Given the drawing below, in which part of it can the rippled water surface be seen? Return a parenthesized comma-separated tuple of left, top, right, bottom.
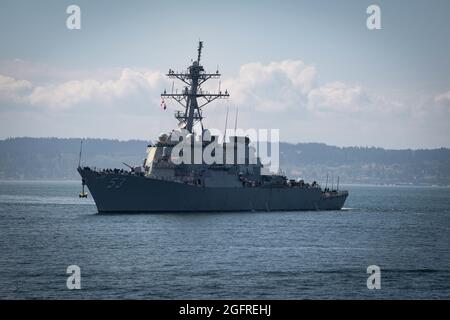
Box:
(1, 181, 449, 299)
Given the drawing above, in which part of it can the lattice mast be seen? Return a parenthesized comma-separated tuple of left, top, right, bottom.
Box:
(161, 41, 229, 133)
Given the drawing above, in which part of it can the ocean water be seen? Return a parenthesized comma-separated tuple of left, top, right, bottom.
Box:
(0, 181, 449, 299)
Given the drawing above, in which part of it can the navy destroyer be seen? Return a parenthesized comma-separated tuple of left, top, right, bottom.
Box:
(78, 42, 348, 213)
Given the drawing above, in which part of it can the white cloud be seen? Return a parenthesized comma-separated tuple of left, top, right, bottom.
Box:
(435, 91, 450, 109)
(221, 60, 379, 115)
(0, 74, 33, 103)
(0, 68, 167, 110)
(223, 60, 317, 112)
(307, 81, 367, 113)
(28, 68, 166, 109)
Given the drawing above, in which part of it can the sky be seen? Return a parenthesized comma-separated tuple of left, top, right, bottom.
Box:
(0, 0, 450, 149)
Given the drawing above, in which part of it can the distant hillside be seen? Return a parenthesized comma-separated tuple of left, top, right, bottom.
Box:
(279, 143, 450, 186)
(1, 137, 449, 185)
(0, 138, 145, 180)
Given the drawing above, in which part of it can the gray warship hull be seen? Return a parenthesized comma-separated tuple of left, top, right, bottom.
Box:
(79, 167, 348, 213)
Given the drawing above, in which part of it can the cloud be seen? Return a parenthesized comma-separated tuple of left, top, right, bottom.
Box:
(0, 68, 167, 110)
(434, 91, 450, 109)
(307, 81, 368, 113)
(0, 74, 33, 103)
(29, 68, 166, 109)
(222, 60, 380, 115)
(223, 60, 317, 112)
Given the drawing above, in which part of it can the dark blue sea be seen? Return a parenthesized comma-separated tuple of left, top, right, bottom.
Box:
(0, 181, 449, 299)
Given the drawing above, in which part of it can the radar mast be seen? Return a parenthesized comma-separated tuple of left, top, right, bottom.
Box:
(161, 41, 229, 133)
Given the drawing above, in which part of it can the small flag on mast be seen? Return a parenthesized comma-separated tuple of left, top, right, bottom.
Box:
(160, 98, 167, 110)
